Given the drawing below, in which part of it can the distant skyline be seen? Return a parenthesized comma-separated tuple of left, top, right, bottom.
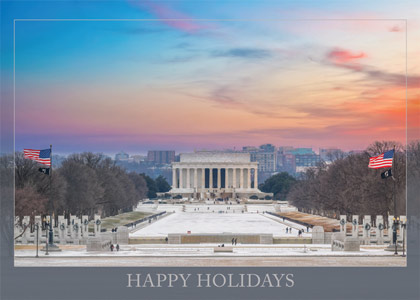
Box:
(9, 1, 419, 154)
(51, 144, 362, 158)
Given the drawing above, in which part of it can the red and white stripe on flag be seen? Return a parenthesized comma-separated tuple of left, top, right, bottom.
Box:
(368, 153, 393, 169)
(23, 149, 51, 166)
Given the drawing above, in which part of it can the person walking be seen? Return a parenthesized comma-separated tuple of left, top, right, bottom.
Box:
(110, 244, 114, 252)
(286, 227, 289, 234)
(290, 228, 292, 234)
(234, 238, 237, 245)
(116, 244, 120, 251)
(232, 238, 235, 245)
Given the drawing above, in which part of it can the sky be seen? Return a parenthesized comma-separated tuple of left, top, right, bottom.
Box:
(6, 1, 420, 155)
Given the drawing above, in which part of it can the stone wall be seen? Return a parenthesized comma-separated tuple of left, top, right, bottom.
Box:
(168, 233, 273, 244)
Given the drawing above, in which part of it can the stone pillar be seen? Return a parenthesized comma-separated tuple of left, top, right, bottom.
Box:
(247, 168, 251, 189)
(254, 168, 258, 189)
(312, 226, 325, 244)
(201, 168, 205, 189)
(376, 215, 384, 244)
(217, 168, 221, 189)
(70, 216, 77, 239)
(233, 168, 237, 188)
(209, 168, 213, 189)
(339, 215, 347, 233)
(94, 214, 101, 236)
(82, 215, 89, 238)
(388, 215, 394, 241)
(352, 215, 359, 237)
(172, 168, 177, 189)
(225, 168, 229, 188)
(399, 215, 407, 241)
(187, 168, 190, 188)
(21, 216, 30, 244)
(74, 219, 81, 240)
(34, 216, 42, 243)
(58, 215, 66, 243)
(194, 168, 198, 189)
(116, 226, 129, 244)
(363, 215, 371, 240)
(240, 168, 244, 188)
(179, 168, 183, 189)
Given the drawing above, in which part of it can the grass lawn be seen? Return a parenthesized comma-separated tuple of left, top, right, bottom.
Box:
(99, 211, 152, 230)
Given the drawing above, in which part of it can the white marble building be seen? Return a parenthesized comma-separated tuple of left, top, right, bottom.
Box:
(169, 152, 270, 199)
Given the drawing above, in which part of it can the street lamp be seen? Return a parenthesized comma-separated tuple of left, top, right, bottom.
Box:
(392, 217, 400, 255)
(401, 221, 406, 257)
(34, 223, 39, 258)
(43, 217, 49, 255)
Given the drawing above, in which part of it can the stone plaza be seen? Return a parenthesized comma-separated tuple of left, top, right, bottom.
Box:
(14, 201, 408, 267)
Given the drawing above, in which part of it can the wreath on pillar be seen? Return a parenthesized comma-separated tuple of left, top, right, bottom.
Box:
(352, 219, 358, 226)
(96, 219, 101, 225)
(364, 223, 371, 231)
(60, 224, 65, 231)
(73, 224, 79, 231)
(378, 223, 384, 231)
(340, 219, 346, 225)
(83, 219, 89, 225)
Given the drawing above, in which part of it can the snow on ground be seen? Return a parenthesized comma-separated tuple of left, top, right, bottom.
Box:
(14, 244, 395, 258)
(130, 212, 310, 237)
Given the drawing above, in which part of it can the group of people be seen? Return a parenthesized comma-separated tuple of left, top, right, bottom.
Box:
(285, 227, 305, 237)
(231, 238, 238, 245)
(110, 244, 120, 252)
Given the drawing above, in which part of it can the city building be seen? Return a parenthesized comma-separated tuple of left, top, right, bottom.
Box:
(115, 151, 129, 161)
(147, 150, 176, 164)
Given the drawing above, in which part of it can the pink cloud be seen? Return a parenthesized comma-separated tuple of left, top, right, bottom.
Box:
(128, 1, 206, 33)
(389, 25, 403, 32)
(325, 48, 367, 71)
(327, 48, 367, 64)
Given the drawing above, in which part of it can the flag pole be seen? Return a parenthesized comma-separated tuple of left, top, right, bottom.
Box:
(392, 145, 396, 216)
(49, 144, 54, 246)
(392, 144, 398, 254)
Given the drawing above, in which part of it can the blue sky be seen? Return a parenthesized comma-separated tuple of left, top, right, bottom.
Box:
(1, 1, 418, 155)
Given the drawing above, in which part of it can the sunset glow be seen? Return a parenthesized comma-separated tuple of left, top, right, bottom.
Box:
(11, 1, 420, 154)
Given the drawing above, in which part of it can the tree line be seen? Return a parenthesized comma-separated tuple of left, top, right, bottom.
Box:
(9, 152, 171, 220)
(286, 141, 415, 219)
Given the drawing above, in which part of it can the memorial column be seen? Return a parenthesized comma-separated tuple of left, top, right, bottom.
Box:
(247, 168, 251, 189)
(217, 168, 221, 189)
(194, 168, 198, 189)
(254, 168, 258, 189)
(240, 168, 244, 188)
(225, 168, 229, 188)
(233, 168, 237, 188)
(179, 168, 183, 189)
(201, 168, 205, 189)
(209, 168, 213, 189)
(187, 168, 190, 188)
(172, 167, 177, 189)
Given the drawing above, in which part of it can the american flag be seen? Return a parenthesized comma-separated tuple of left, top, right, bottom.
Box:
(368, 149, 394, 169)
(23, 149, 51, 167)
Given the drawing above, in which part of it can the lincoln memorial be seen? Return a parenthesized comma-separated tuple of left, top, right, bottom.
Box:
(169, 152, 271, 199)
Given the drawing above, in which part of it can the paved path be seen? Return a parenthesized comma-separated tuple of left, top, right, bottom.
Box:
(15, 256, 406, 267)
